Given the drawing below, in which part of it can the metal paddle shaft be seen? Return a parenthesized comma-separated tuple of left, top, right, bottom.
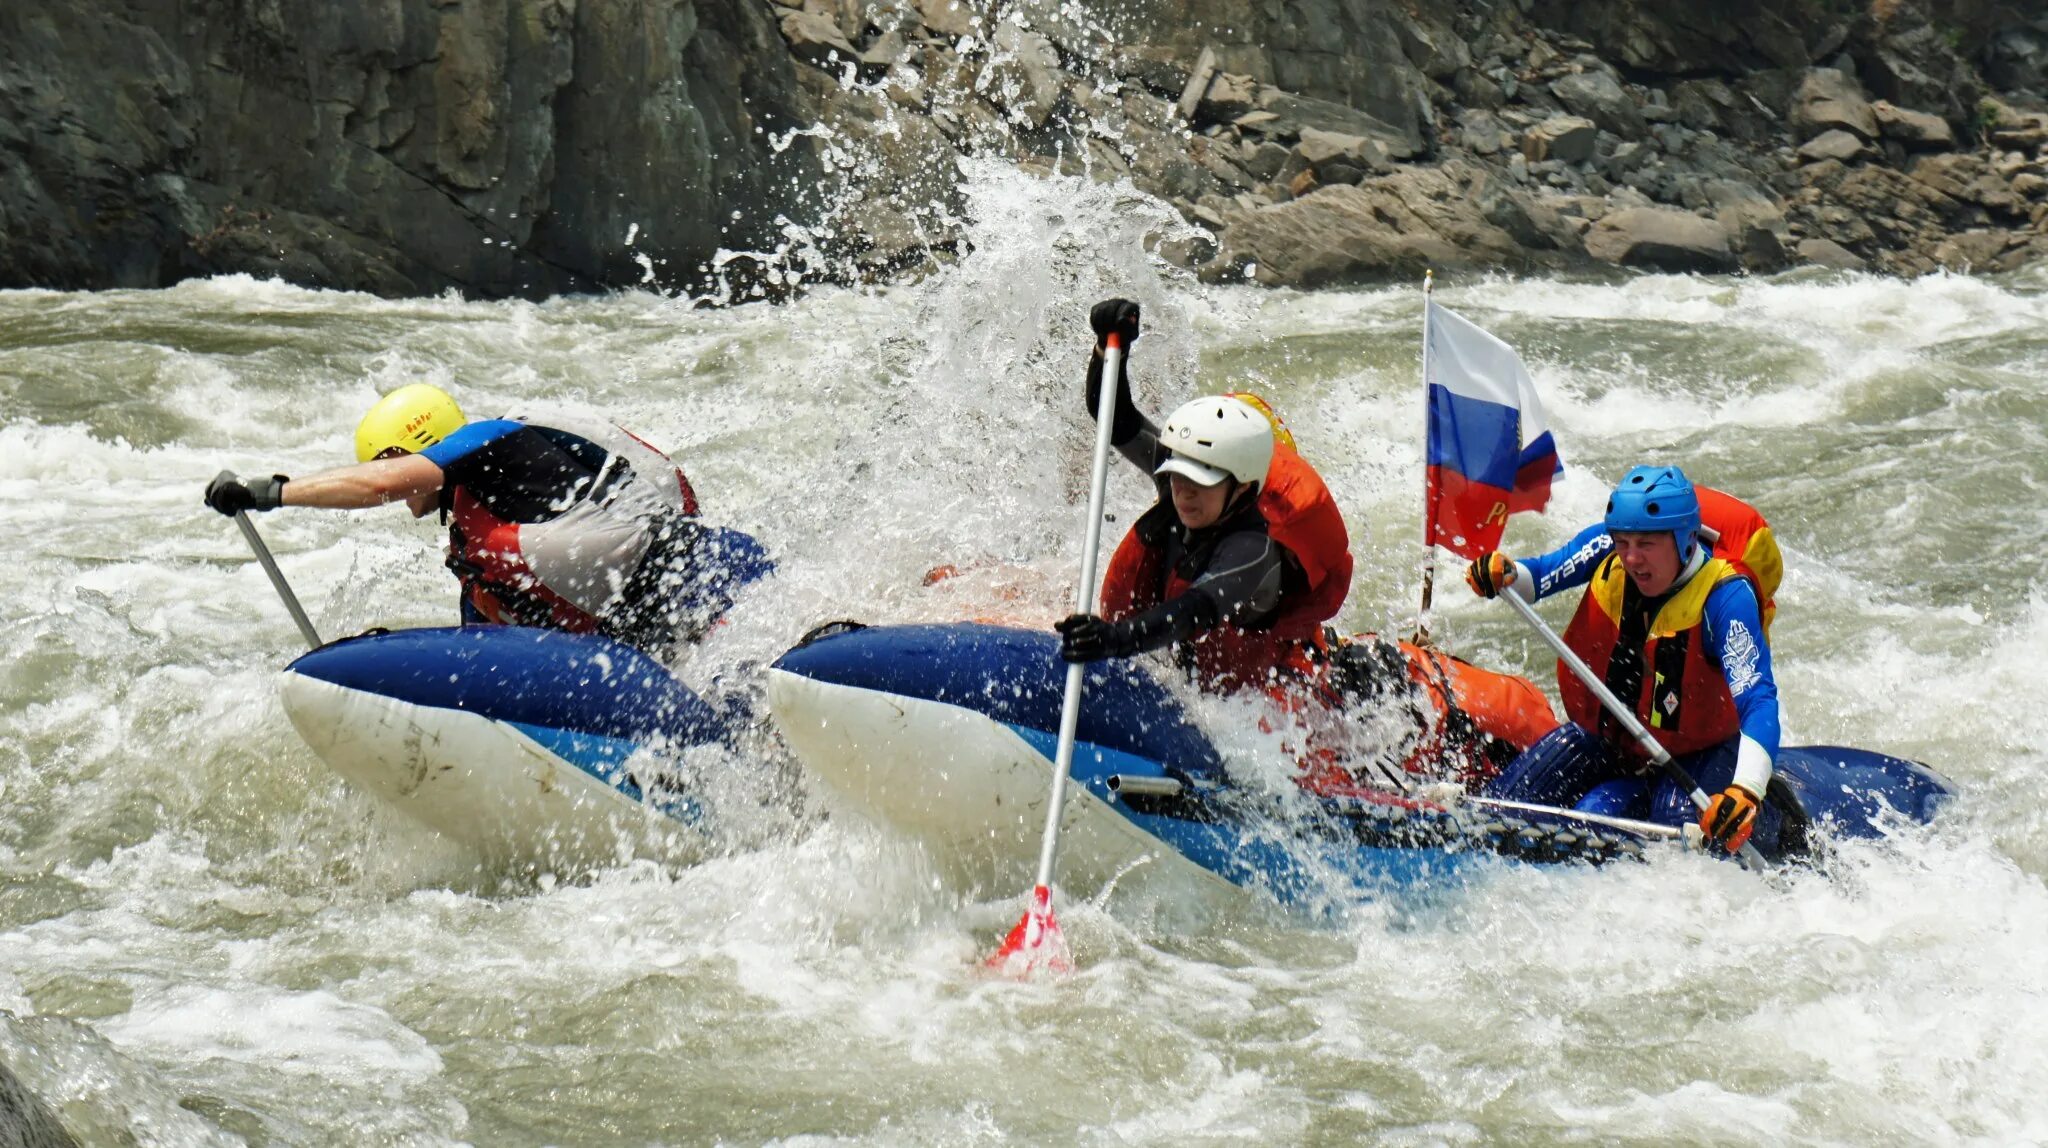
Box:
(1499, 589, 1768, 870)
(1028, 333, 1125, 893)
(988, 334, 1128, 973)
(234, 511, 323, 650)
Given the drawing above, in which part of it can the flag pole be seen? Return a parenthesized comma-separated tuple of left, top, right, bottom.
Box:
(1415, 269, 1436, 646)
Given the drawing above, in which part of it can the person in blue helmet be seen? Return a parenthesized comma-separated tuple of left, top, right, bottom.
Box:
(1463, 465, 1780, 855)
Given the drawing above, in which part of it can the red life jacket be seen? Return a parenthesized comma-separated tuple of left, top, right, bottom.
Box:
(1099, 443, 1352, 691)
(1558, 553, 1752, 757)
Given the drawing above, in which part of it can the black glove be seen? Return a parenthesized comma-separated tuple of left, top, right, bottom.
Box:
(1055, 613, 1131, 663)
(1089, 298, 1141, 348)
(204, 470, 288, 517)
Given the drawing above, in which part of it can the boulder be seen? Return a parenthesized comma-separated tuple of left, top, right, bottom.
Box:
(1522, 116, 1598, 164)
(781, 10, 859, 69)
(1203, 166, 1535, 287)
(1909, 154, 2023, 216)
(1797, 237, 1867, 270)
(1196, 72, 1261, 123)
(1871, 100, 1953, 148)
(1582, 206, 1737, 271)
(1789, 68, 1876, 142)
(1798, 129, 1870, 164)
(1707, 179, 1791, 269)
(1549, 70, 1647, 139)
(983, 23, 1065, 131)
(1254, 89, 1419, 159)
(913, 0, 978, 40)
(1295, 127, 1391, 175)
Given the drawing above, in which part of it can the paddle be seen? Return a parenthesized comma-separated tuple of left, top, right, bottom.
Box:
(986, 332, 1127, 976)
(233, 508, 323, 650)
(1497, 589, 1769, 871)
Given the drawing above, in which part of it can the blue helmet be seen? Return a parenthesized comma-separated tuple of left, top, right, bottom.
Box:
(1605, 465, 1700, 560)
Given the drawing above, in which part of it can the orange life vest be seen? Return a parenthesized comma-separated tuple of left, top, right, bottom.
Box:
(1558, 553, 1752, 757)
(1401, 641, 1561, 755)
(1696, 485, 1781, 636)
(1098, 443, 1352, 691)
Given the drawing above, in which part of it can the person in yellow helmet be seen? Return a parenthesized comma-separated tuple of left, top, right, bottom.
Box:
(203, 383, 772, 656)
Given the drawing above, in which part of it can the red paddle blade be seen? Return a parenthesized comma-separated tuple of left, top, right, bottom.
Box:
(984, 884, 1072, 976)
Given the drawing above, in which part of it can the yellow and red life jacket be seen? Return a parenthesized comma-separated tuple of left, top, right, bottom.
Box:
(1559, 552, 1754, 757)
(1696, 485, 1781, 636)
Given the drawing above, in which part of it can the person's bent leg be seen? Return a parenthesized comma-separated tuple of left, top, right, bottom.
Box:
(1484, 723, 1626, 808)
(1646, 738, 1784, 853)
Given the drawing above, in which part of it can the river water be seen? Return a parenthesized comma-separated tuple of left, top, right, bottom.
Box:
(3, 166, 2047, 1144)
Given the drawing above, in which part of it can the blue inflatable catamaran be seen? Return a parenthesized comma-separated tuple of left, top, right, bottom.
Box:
(280, 625, 729, 866)
(765, 621, 1956, 903)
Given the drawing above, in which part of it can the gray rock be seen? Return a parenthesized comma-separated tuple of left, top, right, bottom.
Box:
(913, 0, 978, 40)
(1522, 116, 1599, 164)
(1296, 127, 1392, 174)
(1242, 140, 1291, 182)
(1112, 46, 1192, 98)
(782, 10, 860, 68)
(1798, 129, 1870, 164)
(984, 22, 1065, 131)
(1872, 101, 1954, 149)
(1203, 167, 1536, 286)
(1457, 109, 1512, 156)
(1255, 89, 1419, 159)
(1789, 68, 1876, 142)
(1198, 72, 1261, 123)
(1797, 236, 1866, 270)
(1583, 205, 1737, 271)
(1549, 70, 1648, 139)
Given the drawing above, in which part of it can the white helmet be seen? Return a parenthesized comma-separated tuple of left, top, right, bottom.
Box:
(1154, 395, 1274, 487)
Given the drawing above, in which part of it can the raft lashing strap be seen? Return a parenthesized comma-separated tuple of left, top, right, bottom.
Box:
(1112, 784, 1650, 866)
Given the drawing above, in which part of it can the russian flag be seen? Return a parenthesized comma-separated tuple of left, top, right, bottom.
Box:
(1423, 299, 1562, 560)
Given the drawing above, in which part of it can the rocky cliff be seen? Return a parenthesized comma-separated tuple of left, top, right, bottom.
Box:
(4, 0, 2047, 298)
(0, 0, 819, 297)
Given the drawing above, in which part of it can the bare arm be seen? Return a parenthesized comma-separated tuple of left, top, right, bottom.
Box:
(281, 453, 445, 509)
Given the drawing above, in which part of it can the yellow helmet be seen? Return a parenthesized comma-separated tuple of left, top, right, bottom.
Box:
(1224, 391, 1297, 452)
(354, 383, 466, 462)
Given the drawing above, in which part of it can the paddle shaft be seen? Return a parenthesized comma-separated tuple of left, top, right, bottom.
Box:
(1499, 588, 1767, 870)
(1027, 335, 1125, 893)
(234, 511, 323, 650)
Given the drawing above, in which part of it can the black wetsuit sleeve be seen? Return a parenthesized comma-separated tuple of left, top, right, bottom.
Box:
(1109, 530, 1286, 654)
(1084, 347, 1163, 480)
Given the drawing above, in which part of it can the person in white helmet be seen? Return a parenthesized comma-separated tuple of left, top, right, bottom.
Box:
(1055, 299, 1354, 693)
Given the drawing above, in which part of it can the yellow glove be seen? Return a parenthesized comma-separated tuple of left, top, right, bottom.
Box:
(1465, 552, 1517, 598)
(1699, 785, 1760, 855)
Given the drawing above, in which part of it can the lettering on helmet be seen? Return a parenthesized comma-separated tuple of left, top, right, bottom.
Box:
(1538, 531, 1615, 596)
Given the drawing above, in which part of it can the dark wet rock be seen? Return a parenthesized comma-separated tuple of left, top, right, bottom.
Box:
(1583, 205, 1737, 271)
(0, 0, 822, 298)
(0, 1057, 77, 1148)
